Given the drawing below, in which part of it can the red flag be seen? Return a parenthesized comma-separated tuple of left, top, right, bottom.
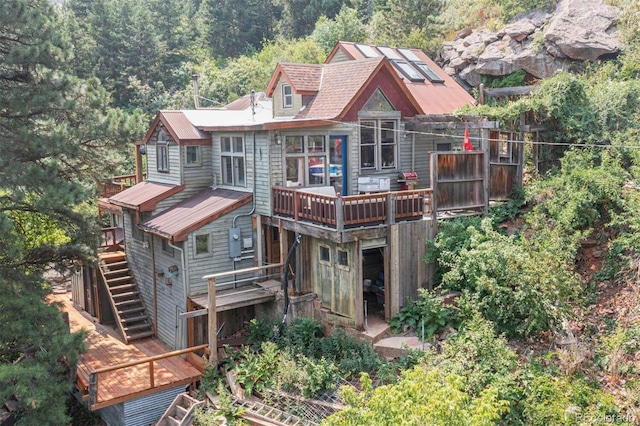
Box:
(463, 128, 473, 151)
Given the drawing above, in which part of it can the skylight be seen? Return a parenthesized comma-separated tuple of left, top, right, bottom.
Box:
(377, 46, 402, 60)
(398, 48, 445, 83)
(392, 60, 424, 82)
(414, 62, 445, 83)
(398, 48, 421, 62)
(355, 44, 380, 58)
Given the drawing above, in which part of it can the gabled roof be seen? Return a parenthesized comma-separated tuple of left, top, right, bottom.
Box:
(265, 57, 423, 121)
(138, 188, 252, 242)
(265, 63, 323, 96)
(108, 181, 185, 212)
(142, 111, 211, 145)
(326, 42, 475, 114)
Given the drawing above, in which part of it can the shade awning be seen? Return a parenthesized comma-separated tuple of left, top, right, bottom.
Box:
(108, 181, 184, 212)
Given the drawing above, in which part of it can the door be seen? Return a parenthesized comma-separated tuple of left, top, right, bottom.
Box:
(330, 136, 348, 195)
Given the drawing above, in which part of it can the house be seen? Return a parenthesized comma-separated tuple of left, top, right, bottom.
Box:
(95, 42, 501, 356)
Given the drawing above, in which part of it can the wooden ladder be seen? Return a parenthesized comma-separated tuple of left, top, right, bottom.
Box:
(156, 393, 204, 426)
(98, 252, 154, 344)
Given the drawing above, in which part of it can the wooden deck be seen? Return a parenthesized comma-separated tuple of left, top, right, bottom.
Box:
(52, 293, 202, 411)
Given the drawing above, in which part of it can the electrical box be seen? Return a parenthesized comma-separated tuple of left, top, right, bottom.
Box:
(243, 237, 253, 249)
(228, 228, 242, 258)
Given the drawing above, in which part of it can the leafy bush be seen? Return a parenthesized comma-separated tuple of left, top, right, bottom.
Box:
(441, 218, 581, 337)
(389, 289, 457, 339)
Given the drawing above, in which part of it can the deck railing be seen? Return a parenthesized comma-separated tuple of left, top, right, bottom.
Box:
(82, 344, 208, 410)
(98, 174, 138, 198)
(273, 187, 433, 229)
(99, 227, 121, 250)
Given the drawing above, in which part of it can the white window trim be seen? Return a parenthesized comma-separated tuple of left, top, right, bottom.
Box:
(359, 119, 398, 172)
(220, 135, 246, 187)
(283, 135, 328, 187)
(282, 84, 293, 109)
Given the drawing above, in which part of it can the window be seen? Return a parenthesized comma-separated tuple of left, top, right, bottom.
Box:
(194, 234, 209, 256)
(284, 135, 329, 187)
(338, 250, 349, 267)
(282, 84, 293, 109)
(221, 136, 245, 187)
(157, 130, 169, 172)
(186, 146, 201, 166)
(320, 245, 330, 263)
(436, 142, 452, 152)
(359, 120, 397, 171)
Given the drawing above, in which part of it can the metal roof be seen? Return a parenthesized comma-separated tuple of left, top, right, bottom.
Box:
(108, 181, 184, 212)
(139, 187, 252, 241)
(326, 42, 476, 114)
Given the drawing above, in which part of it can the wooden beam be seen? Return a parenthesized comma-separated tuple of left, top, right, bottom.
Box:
(208, 277, 217, 365)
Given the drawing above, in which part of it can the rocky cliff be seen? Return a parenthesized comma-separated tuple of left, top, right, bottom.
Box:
(439, 0, 622, 88)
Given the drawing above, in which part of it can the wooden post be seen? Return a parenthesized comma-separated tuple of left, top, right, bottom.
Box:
(207, 277, 218, 365)
(134, 143, 144, 184)
(386, 193, 395, 225)
(149, 361, 155, 388)
(89, 372, 97, 407)
(335, 196, 344, 230)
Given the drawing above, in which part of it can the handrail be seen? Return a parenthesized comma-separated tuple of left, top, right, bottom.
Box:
(87, 344, 208, 407)
(99, 227, 119, 249)
(273, 187, 433, 229)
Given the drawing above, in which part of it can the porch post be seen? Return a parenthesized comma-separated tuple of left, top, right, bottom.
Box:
(207, 277, 217, 365)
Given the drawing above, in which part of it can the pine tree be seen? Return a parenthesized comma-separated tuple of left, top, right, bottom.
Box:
(0, 0, 142, 422)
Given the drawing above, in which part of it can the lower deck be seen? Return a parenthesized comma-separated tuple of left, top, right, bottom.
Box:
(52, 293, 202, 410)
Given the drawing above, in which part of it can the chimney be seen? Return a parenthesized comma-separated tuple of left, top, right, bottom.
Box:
(192, 74, 200, 109)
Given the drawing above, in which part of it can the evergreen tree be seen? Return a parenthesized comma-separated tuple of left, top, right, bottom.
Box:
(0, 0, 142, 422)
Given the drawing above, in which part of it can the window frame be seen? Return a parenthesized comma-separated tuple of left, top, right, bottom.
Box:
(319, 245, 331, 265)
(220, 135, 246, 187)
(359, 119, 398, 172)
(282, 84, 293, 109)
(185, 145, 201, 167)
(194, 233, 210, 257)
(284, 135, 328, 187)
(156, 130, 170, 173)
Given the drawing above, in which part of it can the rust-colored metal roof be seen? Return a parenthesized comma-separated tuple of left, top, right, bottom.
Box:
(108, 181, 184, 212)
(139, 188, 253, 241)
(326, 42, 476, 114)
(142, 111, 210, 145)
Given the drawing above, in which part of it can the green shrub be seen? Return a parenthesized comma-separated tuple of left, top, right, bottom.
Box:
(389, 288, 457, 339)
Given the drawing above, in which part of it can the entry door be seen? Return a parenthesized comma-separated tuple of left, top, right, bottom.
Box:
(330, 136, 348, 195)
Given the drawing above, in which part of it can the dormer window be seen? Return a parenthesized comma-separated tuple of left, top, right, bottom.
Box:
(157, 130, 169, 173)
(282, 84, 293, 109)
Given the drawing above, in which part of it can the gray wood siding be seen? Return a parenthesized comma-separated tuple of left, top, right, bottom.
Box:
(327, 49, 351, 63)
(413, 133, 456, 189)
(146, 141, 181, 185)
(256, 132, 276, 216)
(273, 75, 302, 117)
(182, 144, 213, 190)
(187, 202, 255, 296)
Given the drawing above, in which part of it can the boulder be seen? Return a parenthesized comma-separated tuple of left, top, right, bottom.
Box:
(438, 0, 622, 87)
(544, 0, 620, 61)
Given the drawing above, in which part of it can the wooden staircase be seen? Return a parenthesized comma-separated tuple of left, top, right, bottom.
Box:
(98, 252, 154, 344)
(156, 393, 203, 426)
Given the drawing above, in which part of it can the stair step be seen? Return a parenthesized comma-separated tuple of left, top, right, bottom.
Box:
(106, 275, 133, 285)
(127, 330, 154, 341)
(114, 299, 143, 307)
(109, 283, 136, 292)
(120, 314, 148, 323)
(118, 306, 146, 315)
(111, 290, 139, 299)
(103, 269, 130, 278)
(175, 404, 188, 419)
(167, 415, 180, 426)
(103, 259, 127, 268)
(123, 322, 152, 332)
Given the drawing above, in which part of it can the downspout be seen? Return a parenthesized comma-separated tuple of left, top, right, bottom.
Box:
(168, 239, 187, 349)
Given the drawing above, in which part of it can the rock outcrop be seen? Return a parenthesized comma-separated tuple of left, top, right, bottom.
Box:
(439, 0, 621, 88)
